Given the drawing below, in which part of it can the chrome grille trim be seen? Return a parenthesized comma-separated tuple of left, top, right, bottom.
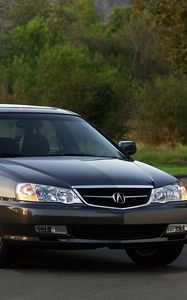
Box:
(73, 185, 153, 210)
(72, 185, 153, 189)
(84, 195, 148, 199)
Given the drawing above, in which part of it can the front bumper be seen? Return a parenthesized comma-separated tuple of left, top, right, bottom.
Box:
(1, 201, 187, 249)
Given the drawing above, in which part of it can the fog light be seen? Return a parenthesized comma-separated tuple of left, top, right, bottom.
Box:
(166, 224, 187, 235)
(34, 225, 52, 233)
(34, 225, 68, 235)
(51, 226, 68, 235)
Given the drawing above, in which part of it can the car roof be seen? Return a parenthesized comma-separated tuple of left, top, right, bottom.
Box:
(0, 104, 78, 115)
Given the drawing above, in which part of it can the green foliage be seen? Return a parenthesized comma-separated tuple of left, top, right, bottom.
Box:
(109, 5, 133, 32)
(106, 5, 166, 82)
(9, 0, 50, 26)
(132, 0, 187, 74)
(0, 0, 186, 144)
(36, 42, 131, 137)
(46, 0, 102, 44)
(132, 76, 187, 146)
(45, 0, 74, 42)
(6, 17, 51, 98)
(134, 145, 187, 175)
(11, 17, 51, 62)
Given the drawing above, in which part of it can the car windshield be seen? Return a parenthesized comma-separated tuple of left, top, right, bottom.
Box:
(0, 114, 125, 159)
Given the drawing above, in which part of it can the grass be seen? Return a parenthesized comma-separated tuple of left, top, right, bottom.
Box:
(134, 145, 187, 176)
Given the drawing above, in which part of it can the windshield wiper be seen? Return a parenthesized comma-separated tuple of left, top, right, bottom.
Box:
(0, 152, 24, 158)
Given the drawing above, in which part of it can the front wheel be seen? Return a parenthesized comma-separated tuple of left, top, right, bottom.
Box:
(0, 239, 17, 268)
(126, 243, 184, 266)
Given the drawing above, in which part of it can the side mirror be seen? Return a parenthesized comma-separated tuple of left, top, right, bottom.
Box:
(119, 141, 137, 156)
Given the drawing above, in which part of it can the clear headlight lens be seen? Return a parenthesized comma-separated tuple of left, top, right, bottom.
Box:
(150, 184, 183, 204)
(16, 183, 82, 204)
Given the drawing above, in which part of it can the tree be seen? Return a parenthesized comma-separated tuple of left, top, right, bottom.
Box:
(64, 0, 104, 46)
(132, 0, 187, 74)
(36, 43, 131, 138)
(107, 5, 163, 81)
(11, 16, 51, 62)
(6, 17, 51, 100)
(131, 76, 187, 146)
(46, 0, 74, 42)
(8, 0, 50, 27)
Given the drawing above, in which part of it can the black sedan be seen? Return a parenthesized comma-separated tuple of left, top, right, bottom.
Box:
(0, 104, 186, 267)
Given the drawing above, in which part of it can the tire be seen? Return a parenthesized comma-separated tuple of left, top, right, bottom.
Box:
(0, 239, 17, 268)
(126, 243, 184, 266)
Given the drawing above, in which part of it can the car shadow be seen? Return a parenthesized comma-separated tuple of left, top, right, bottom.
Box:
(11, 248, 186, 274)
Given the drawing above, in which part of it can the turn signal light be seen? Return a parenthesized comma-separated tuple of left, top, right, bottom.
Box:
(181, 185, 187, 200)
(166, 224, 187, 235)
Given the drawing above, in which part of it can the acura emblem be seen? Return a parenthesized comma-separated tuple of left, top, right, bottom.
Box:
(112, 192, 126, 204)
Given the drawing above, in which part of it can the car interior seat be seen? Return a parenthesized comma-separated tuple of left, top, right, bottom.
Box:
(20, 134, 49, 156)
(0, 137, 19, 154)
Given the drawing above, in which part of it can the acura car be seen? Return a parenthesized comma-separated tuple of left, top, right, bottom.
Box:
(0, 104, 186, 267)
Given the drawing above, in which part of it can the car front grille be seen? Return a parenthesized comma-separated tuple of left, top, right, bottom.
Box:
(71, 225, 166, 240)
(75, 186, 152, 209)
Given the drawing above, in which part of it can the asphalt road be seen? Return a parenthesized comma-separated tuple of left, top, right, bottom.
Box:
(1, 177, 187, 300)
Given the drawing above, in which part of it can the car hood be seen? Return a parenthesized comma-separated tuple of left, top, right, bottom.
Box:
(0, 157, 177, 189)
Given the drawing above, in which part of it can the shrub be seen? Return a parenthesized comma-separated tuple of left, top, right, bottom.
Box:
(131, 76, 187, 146)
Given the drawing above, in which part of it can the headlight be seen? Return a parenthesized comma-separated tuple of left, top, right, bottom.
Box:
(16, 183, 82, 204)
(150, 184, 183, 204)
